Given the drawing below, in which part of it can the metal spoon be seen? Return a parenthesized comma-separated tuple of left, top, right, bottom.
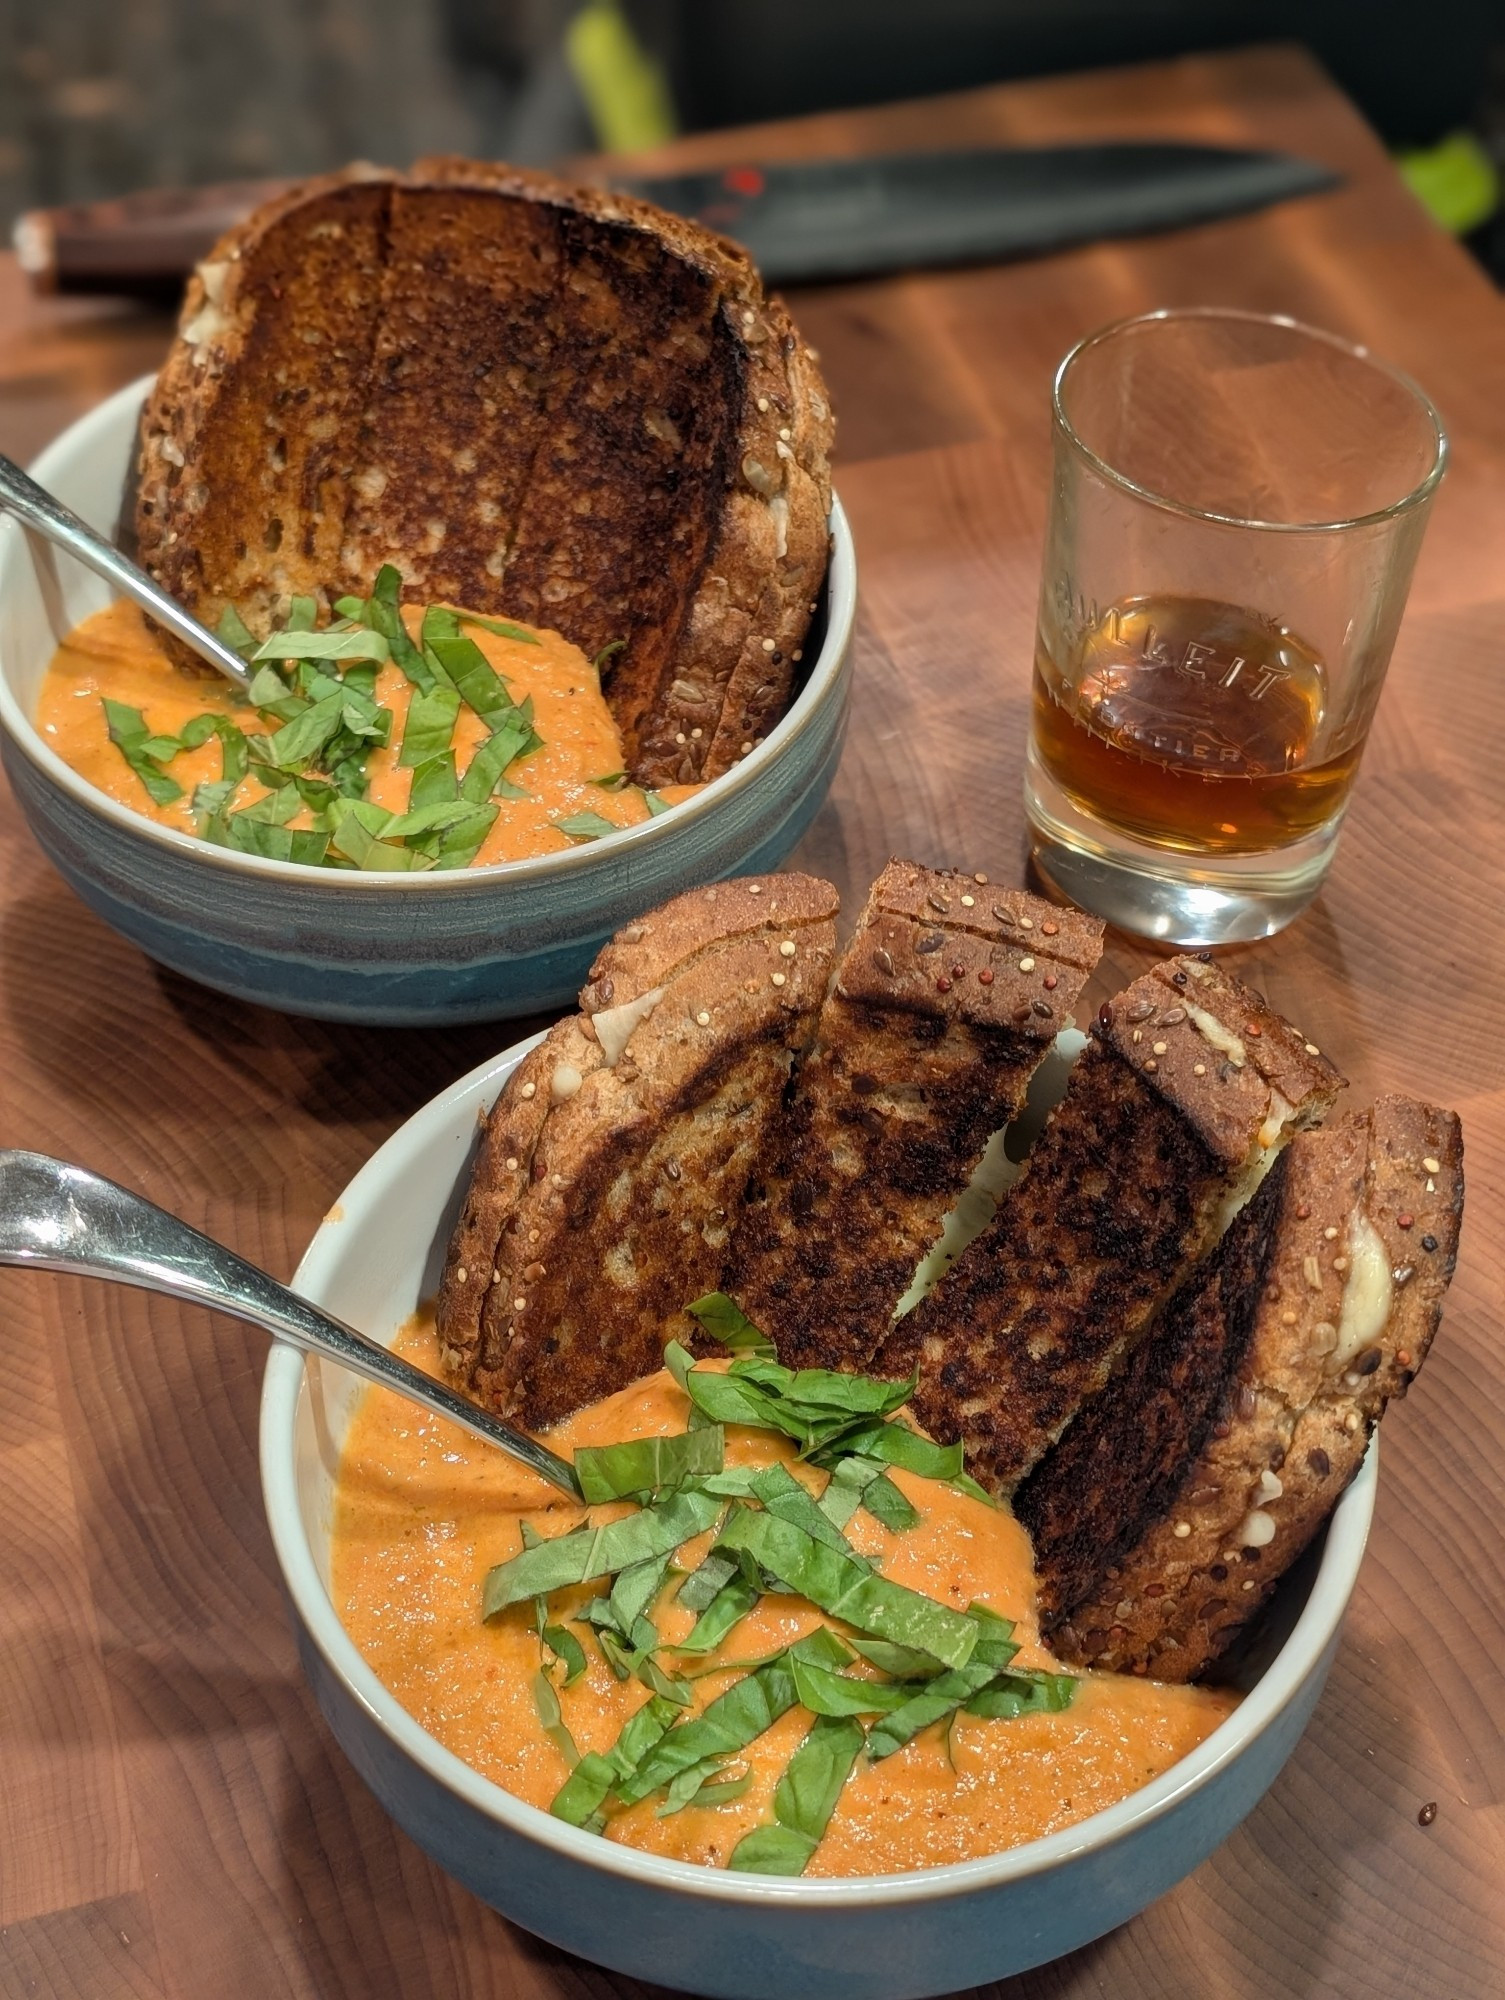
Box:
(0, 1150, 581, 1498)
(0, 452, 254, 692)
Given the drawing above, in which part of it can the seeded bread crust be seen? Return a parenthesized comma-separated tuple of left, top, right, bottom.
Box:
(1016, 1156, 1290, 1620)
(728, 862, 1103, 1373)
(134, 161, 834, 785)
(1049, 1096, 1463, 1681)
(879, 957, 1345, 1497)
(436, 873, 839, 1428)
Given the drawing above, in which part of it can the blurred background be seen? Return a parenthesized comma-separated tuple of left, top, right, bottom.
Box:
(1, 0, 1502, 277)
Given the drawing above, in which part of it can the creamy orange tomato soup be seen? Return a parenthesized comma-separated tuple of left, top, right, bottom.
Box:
(330, 1319, 1236, 1875)
(37, 601, 696, 866)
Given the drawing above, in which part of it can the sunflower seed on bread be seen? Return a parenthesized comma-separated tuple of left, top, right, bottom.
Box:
(436, 873, 839, 1428)
(134, 161, 833, 784)
(879, 955, 1345, 1497)
(1044, 1095, 1463, 1681)
(727, 861, 1103, 1372)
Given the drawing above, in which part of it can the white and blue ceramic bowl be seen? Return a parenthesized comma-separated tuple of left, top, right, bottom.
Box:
(262, 1037, 1378, 2000)
(0, 381, 855, 1026)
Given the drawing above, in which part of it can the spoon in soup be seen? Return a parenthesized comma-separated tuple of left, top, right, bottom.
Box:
(0, 1150, 582, 1498)
(0, 452, 254, 691)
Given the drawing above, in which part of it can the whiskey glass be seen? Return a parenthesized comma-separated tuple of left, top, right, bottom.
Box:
(1025, 308, 1446, 944)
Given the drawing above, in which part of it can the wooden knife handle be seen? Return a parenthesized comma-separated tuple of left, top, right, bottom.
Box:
(13, 179, 290, 295)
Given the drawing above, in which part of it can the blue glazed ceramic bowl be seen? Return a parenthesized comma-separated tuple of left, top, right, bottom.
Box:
(0, 380, 855, 1025)
(261, 1038, 1377, 2000)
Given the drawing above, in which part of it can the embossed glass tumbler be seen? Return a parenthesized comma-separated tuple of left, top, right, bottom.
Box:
(1025, 308, 1446, 945)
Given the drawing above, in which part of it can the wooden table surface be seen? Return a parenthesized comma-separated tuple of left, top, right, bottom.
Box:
(1, 43, 1501, 2000)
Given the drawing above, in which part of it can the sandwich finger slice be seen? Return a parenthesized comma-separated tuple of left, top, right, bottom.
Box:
(879, 955, 1344, 1496)
(1041, 1095, 1463, 1682)
(726, 861, 1104, 1373)
(436, 873, 839, 1428)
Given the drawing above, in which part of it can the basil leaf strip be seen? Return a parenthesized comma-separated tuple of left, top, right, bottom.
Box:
(728, 1715, 865, 1877)
(715, 1506, 979, 1671)
(407, 753, 460, 807)
(101, 699, 184, 806)
(542, 1623, 589, 1687)
(864, 1657, 1006, 1762)
(614, 1629, 848, 1806)
(685, 1294, 777, 1357)
(482, 1490, 722, 1619)
(251, 628, 390, 663)
(364, 566, 443, 692)
(458, 611, 542, 645)
(531, 1667, 580, 1768)
(549, 1751, 617, 1828)
(816, 1418, 996, 1505)
(676, 1549, 740, 1614)
(748, 1463, 866, 1561)
(856, 1470, 921, 1533)
(460, 716, 539, 802)
(553, 811, 618, 842)
(398, 686, 460, 767)
(608, 1551, 676, 1638)
(658, 1760, 752, 1817)
(576, 1426, 725, 1504)
(643, 790, 671, 817)
(789, 1656, 915, 1719)
(671, 1575, 762, 1655)
(285, 595, 318, 632)
(423, 612, 517, 727)
(963, 1669, 1077, 1719)
(214, 603, 259, 660)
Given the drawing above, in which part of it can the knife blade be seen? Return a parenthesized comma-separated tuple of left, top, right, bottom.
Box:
(13, 143, 1338, 297)
(614, 144, 1341, 283)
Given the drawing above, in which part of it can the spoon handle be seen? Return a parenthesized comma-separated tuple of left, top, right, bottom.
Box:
(0, 452, 254, 692)
(0, 1150, 581, 1498)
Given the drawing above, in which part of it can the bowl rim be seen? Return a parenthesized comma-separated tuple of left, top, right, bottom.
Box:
(0, 375, 856, 890)
(260, 1031, 1377, 1912)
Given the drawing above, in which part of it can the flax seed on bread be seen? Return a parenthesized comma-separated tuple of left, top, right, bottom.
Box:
(135, 161, 834, 785)
(436, 873, 839, 1429)
(1044, 1096, 1462, 1681)
(727, 862, 1103, 1373)
(878, 956, 1344, 1497)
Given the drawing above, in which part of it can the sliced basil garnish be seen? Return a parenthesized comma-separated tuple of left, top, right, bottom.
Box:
(101, 698, 184, 806)
(482, 1489, 723, 1619)
(397, 687, 461, 769)
(553, 811, 618, 842)
(727, 1714, 866, 1876)
(459, 610, 542, 646)
(576, 1427, 725, 1504)
(251, 628, 390, 663)
(685, 1293, 776, 1357)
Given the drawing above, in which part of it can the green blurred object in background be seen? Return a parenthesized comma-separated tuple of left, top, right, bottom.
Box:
(1399, 130, 1500, 234)
(567, 0, 678, 152)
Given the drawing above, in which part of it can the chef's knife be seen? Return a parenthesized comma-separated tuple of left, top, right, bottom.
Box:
(13, 142, 1339, 296)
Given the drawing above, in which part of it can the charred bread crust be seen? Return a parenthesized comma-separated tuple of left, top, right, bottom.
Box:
(135, 161, 833, 785)
(1051, 1096, 1463, 1681)
(729, 863, 1103, 1373)
(880, 957, 1344, 1497)
(1017, 1155, 1288, 1620)
(436, 873, 839, 1427)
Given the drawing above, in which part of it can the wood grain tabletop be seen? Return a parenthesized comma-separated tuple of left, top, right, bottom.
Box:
(1, 42, 1501, 2000)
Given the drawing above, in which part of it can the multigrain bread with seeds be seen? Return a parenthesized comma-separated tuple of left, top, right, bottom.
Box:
(436, 873, 839, 1428)
(134, 160, 834, 784)
(727, 862, 1104, 1373)
(877, 955, 1345, 1497)
(1015, 1157, 1291, 1622)
(1042, 1096, 1463, 1681)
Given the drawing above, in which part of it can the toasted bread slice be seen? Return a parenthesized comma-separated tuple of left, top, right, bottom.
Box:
(1015, 1156, 1290, 1622)
(436, 873, 839, 1428)
(1044, 1096, 1463, 1681)
(135, 162, 834, 784)
(727, 862, 1104, 1372)
(878, 956, 1344, 1496)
